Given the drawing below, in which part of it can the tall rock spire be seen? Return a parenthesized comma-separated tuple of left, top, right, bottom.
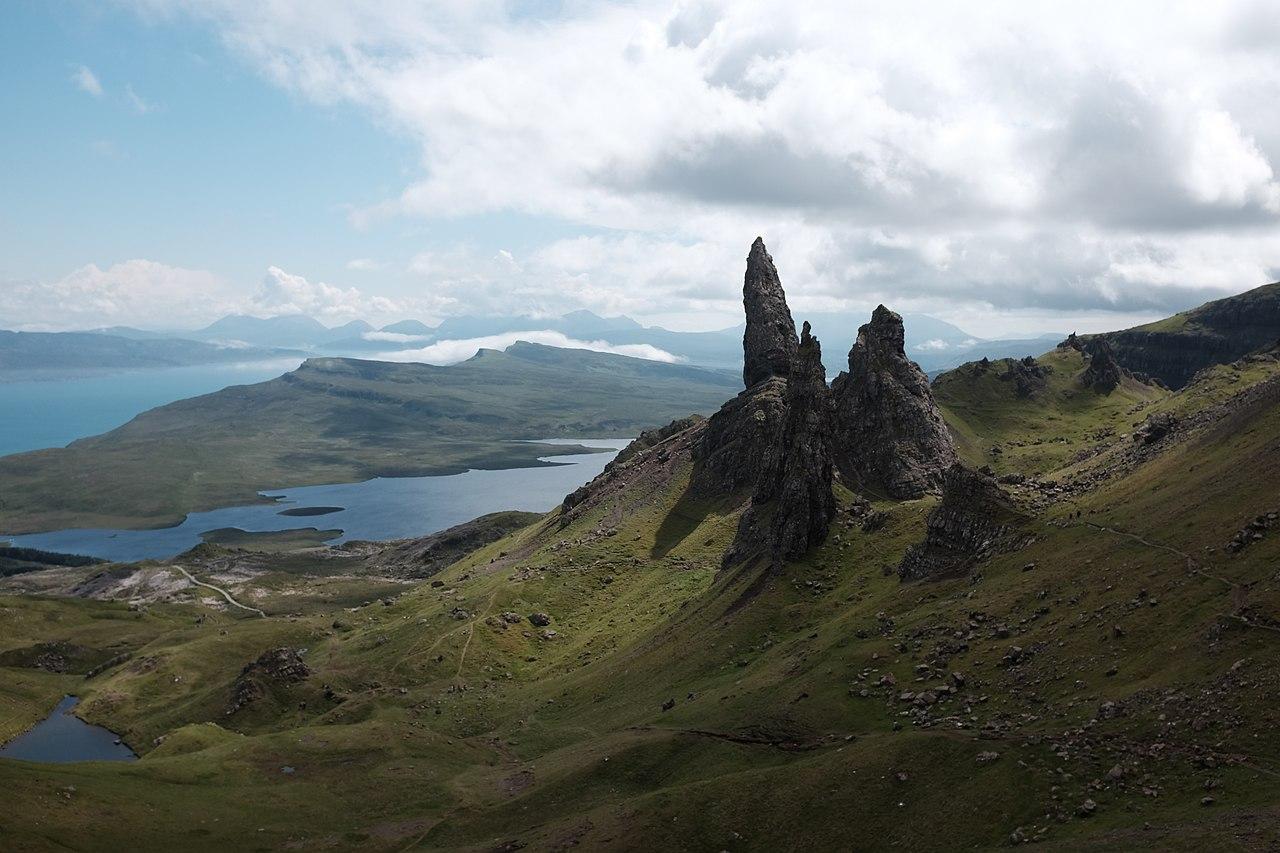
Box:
(725, 321, 836, 568)
(830, 305, 956, 498)
(741, 237, 798, 388)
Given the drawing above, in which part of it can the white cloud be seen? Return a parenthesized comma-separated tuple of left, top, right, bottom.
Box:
(115, 2, 1280, 334)
(379, 330, 683, 365)
(362, 330, 430, 343)
(250, 265, 399, 322)
(0, 260, 238, 331)
(71, 65, 103, 97)
(345, 258, 386, 271)
(124, 84, 156, 114)
(914, 339, 950, 352)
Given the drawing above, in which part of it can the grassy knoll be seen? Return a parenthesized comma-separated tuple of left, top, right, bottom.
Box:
(935, 346, 1167, 475)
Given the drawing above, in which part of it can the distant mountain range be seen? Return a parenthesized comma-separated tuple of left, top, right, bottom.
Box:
(4, 309, 1057, 375)
(0, 330, 302, 377)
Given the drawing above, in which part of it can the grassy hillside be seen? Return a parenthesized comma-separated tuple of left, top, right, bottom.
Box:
(1, 350, 1278, 849)
(934, 347, 1167, 476)
(0, 344, 738, 534)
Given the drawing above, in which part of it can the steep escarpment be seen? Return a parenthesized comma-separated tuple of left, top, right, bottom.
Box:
(1088, 281, 1280, 388)
(831, 306, 956, 498)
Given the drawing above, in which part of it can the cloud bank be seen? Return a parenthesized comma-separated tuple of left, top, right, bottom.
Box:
(122, 0, 1280, 332)
(378, 331, 683, 365)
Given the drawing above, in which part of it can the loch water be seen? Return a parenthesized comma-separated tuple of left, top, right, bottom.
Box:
(0, 696, 137, 763)
(3, 440, 630, 562)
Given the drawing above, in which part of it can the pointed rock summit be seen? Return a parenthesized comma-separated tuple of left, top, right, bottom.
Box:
(741, 237, 798, 388)
(831, 305, 956, 498)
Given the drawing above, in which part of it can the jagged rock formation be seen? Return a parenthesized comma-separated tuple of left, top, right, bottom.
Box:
(1085, 281, 1280, 388)
(690, 378, 788, 497)
(226, 647, 310, 715)
(1081, 338, 1124, 393)
(830, 306, 957, 498)
(741, 237, 798, 388)
(999, 356, 1051, 398)
(898, 464, 1028, 581)
(726, 323, 836, 567)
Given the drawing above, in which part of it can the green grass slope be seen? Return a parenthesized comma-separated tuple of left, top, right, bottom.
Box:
(1, 354, 1278, 851)
(935, 347, 1167, 476)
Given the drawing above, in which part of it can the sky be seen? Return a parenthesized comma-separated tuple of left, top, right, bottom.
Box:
(2, 0, 1279, 338)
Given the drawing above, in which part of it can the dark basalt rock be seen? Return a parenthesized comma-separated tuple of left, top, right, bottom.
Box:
(741, 237, 798, 388)
(831, 305, 957, 498)
(726, 322, 836, 567)
(999, 356, 1051, 398)
(898, 464, 1028, 581)
(1132, 411, 1177, 445)
(691, 377, 788, 497)
(692, 238, 797, 499)
(604, 415, 704, 473)
(1081, 338, 1124, 394)
(226, 647, 310, 716)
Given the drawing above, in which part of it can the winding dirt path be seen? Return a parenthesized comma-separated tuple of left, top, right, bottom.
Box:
(173, 565, 266, 618)
(1075, 521, 1280, 636)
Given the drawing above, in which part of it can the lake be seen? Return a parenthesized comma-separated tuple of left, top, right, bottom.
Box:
(0, 359, 304, 457)
(2, 440, 630, 563)
(0, 696, 137, 763)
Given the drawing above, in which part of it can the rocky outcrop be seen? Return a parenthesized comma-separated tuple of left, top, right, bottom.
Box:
(604, 415, 704, 472)
(726, 323, 836, 567)
(831, 306, 956, 498)
(365, 511, 542, 578)
(1086, 281, 1280, 388)
(226, 647, 310, 716)
(1081, 339, 1124, 394)
(741, 237, 798, 388)
(898, 464, 1028, 581)
(691, 378, 788, 497)
(1000, 356, 1051, 398)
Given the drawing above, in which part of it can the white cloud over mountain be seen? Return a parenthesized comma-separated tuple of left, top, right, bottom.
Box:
(378, 331, 683, 365)
(20, 2, 1280, 335)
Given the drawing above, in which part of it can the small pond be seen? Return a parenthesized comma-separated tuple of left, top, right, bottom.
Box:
(0, 696, 137, 763)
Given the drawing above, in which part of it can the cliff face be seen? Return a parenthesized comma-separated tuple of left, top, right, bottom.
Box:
(1092, 282, 1280, 388)
(726, 323, 836, 567)
(898, 463, 1028, 581)
(830, 306, 957, 498)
